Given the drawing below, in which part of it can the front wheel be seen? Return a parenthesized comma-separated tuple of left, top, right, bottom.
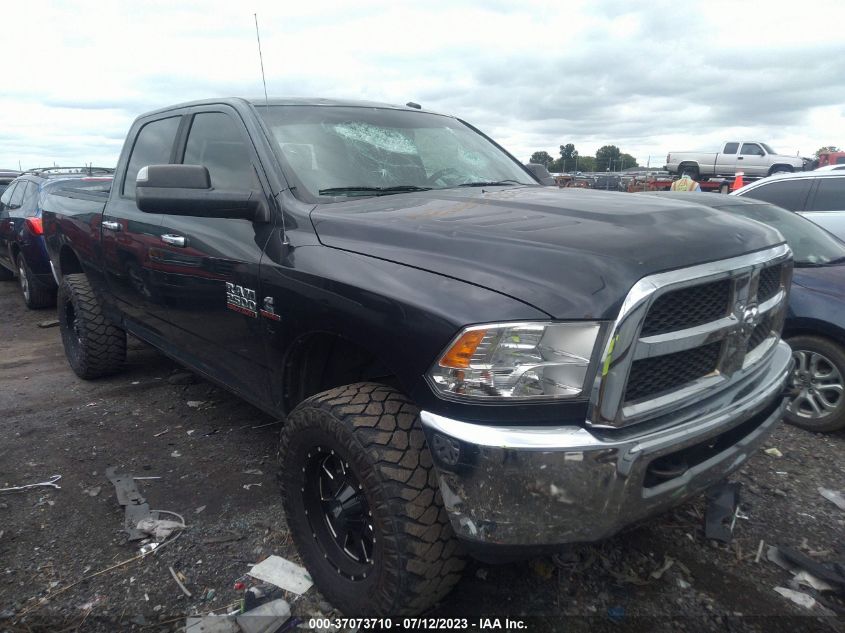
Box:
(57, 273, 126, 379)
(278, 383, 465, 616)
(785, 335, 845, 432)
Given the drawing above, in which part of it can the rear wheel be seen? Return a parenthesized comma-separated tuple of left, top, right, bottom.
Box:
(278, 382, 465, 615)
(679, 164, 699, 180)
(57, 273, 126, 379)
(785, 335, 845, 432)
(17, 254, 55, 309)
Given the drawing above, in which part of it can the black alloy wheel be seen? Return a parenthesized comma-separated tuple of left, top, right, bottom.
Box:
(302, 447, 375, 579)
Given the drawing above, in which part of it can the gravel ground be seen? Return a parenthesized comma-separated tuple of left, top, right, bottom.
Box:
(0, 280, 843, 633)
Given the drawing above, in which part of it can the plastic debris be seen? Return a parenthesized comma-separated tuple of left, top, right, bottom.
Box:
(195, 505, 207, 514)
(1, 474, 62, 493)
(171, 451, 182, 458)
(202, 531, 243, 544)
(248, 555, 314, 595)
(818, 487, 845, 511)
(169, 566, 192, 598)
(236, 598, 291, 633)
(187, 401, 206, 408)
(243, 483, 262, 490)
(793, 571, 835, 593)
(243, 469, 264, 476)
(774, 587, 815, 609)
(37, 318, 60, 328)
(153, 428, 170, 437)
(136, 517, 185, 541)
(705, 482, 741, 542)
(650, 557, 675, 580)
(764, 447, 783, 458)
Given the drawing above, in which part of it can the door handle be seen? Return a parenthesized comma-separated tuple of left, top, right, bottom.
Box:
(161, 234, 186, 247)
(737, 157, 744, 160)
(102, 221, 121, 231)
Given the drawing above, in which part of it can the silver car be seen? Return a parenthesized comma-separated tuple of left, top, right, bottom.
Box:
(732, 171, 845, 240)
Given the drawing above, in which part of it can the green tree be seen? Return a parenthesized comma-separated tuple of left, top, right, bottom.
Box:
(595, 145, 622, 171)
(529, 151, 554, 169)
(558, 143, 578, 172)
(576, 156, 596, 172)
(619, 153, 639, 170)
(815, 146, 841, 158)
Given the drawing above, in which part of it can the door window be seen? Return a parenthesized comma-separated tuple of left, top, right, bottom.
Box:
(723, 143, 739, 155)
(0, 182, 18, 207)
(21, 182, 40, 216)
(8, 181, 26, 208)
(740, 179, 811, 211)
(809, 178, 845, 212)
(183, 112, 257, 191)
(740, 143, 764, 156)
(123, 116, 181, 198)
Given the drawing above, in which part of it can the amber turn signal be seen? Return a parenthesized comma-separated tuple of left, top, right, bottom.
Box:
(439, 329, 488, 369)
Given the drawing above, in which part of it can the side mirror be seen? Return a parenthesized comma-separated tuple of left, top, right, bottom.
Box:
(524, 163, 556, 186)
(135, 165, 268, 222)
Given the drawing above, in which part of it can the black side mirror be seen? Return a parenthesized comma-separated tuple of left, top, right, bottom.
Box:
(135, 165, 268, 222)
(524, 163, 556, 186)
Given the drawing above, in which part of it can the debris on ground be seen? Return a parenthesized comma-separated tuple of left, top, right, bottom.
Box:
(83, 485, 101, 497)
(169, 566, 192, 598)
(818, 487, 845, 511)
(187, 400, 209, 409)
(529, 558, 556, 580)
(168, 371, 198, 385)
(202, 531, 244, 544)
(137, 516, 186, 541)
(243, 483, 262, 490)
(243, 469, 263, 476)
(36, 319, 59, 329)
(153, 428, 170, 437)
(247, 555, 314, 595)
(107, 467, 155, 541)
(0, 474, 62, 493)
(704, 481, 741, 543)
(767, 545, 845, 595)
(773, 586, 816, 609)
(764, 447, 783, 458)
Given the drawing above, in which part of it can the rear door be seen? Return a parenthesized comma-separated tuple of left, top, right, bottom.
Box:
(0, 181, 33, 269)
(715, 142, 739, 175)
(154, 106, 275, 406)
(738, 142, 767, 176)
(737, 177, 812, 214)
(802, 176, 845, 241)
(101, 115, 182, 340)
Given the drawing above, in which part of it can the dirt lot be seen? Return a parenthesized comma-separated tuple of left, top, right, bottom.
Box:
(0, 279, 843, 632)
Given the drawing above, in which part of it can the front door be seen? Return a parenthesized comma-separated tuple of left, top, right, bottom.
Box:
(154, 107, 274, 407)
(738, 142, 766, 176)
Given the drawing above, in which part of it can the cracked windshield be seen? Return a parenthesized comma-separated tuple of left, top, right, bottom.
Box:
(258, 105, 534, 199)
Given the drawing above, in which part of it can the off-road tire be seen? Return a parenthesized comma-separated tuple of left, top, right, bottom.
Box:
(278, 382, 465, 616)
(785, 335, 845, 433)
(58, 273, 126, 379)
(17, 254, 55, 309)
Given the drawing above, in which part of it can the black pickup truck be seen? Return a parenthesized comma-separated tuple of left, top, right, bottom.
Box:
(42, 97, 794, 615)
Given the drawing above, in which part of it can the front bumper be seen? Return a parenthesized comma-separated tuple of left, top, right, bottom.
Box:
(420, 340, 792, 547)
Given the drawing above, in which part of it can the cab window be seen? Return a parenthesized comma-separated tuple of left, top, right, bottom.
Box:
(182, 112, 257, 191)
(740, 143, 764, 156)
(723, 142, 739, 155)
(123, 116, 181, 199)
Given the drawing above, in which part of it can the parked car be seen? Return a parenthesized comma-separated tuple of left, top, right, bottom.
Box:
(0, 169, 112, 308)
(43, 97, 792, 615)
(0, 169, 21, 197)
(648, 192, 845, 432)
(665, 142, 811, 179)
(732, 171, 845, 241)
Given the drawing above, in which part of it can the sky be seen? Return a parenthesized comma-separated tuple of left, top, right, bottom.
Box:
(2, 0, 845, 170)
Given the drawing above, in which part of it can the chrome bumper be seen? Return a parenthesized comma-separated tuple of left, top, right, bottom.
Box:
(420, 341, 792, 547)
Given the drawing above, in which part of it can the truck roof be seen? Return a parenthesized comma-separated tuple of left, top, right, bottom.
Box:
(138, 97, 445, 119)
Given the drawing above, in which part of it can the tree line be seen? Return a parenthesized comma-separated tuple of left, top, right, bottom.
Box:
(530, 143, 639, 173)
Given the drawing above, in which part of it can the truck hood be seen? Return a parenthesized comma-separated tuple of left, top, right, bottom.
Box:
(310, 187, 784, 319)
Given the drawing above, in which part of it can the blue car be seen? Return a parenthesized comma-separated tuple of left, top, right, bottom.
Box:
(0, 168, 112, 308)
(650, 192, 845, 433)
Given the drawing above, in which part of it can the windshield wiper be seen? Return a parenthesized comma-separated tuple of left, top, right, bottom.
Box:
(796, 256, 845, 268)
(318, 185, 432, 196)
(453, 179, 527, 188)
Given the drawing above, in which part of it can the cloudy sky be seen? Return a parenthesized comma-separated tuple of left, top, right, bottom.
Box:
(3, 0, 844, 170)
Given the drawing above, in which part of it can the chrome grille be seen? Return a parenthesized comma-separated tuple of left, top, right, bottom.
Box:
(640, 279, 731, 337)
(588, 244, 792, 428)
(626, 341, 722, 403)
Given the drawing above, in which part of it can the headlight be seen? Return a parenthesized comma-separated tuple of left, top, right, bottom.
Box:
(427, 321, 602, 400)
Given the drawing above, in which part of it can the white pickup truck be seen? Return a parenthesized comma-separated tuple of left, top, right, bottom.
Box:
(665, 142, 811, 179)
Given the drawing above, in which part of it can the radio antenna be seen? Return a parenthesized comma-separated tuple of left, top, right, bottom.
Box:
(254, 13, 269, 109)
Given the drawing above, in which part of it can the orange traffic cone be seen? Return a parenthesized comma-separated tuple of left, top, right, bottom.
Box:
(731, 171, 744, 191)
